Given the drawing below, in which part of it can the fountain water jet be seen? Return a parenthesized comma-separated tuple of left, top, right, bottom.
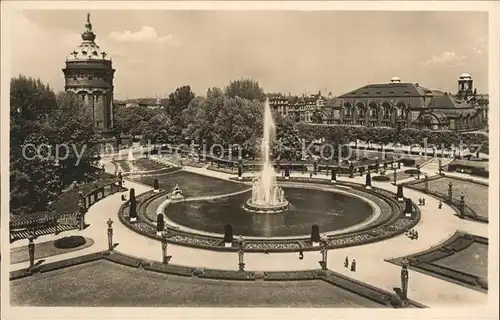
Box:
(243, 99, 289, 213)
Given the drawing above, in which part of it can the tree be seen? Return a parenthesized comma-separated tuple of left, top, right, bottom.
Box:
(10, 132, 61, 214)
(163, 85, 195, 142)
(48, 92, 99, 185)
(141, 113, 174, 144)
(10, 76, 59, 214)
(311, 110, 324, 124)
(114, 106, 157, 135)
(273, 116, 302, 161)
(165, 85, 195, 117)
(10, 76, 100, 214)
(225, 78, 265, 101)
(181, 94, 263, 158)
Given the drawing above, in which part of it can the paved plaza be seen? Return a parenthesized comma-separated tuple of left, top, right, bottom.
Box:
(9, 161, 489, 308)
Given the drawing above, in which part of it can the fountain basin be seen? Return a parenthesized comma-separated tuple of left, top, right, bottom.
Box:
(243, 199, 290, 214)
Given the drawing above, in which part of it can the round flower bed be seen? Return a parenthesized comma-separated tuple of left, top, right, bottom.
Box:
(404, 169, 421, 175)
(53, 236, 87, 249)
(372, 175, 391, 182)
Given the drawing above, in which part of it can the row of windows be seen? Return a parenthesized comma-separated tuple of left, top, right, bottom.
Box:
(343, 106, 408, 118)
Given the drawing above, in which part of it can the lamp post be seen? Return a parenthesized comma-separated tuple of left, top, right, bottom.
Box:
(319, 234, 328, 270)
(400, 257, 410, 305)
(28, 234, 35, 269)
(161, 230, 172, 264)
(237, 235, 245, 271)
(448, 181, 453, 203)
(459, 192, 465, 219)
(393, 166, 397, 185)
(438, 159, 442, 175)
(107, 218, 114, 250)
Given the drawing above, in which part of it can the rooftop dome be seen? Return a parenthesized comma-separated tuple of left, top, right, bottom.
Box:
(390, 76, 401, 83)
(459, 73, 472, 79)
(66, 13, 111, 62)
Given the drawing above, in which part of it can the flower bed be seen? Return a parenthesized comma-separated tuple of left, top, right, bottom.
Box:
(206, 165, 238, 175)
(120, 178, 418, 253)
(197, 269, 255, 281)
(264, 270, 320, 281)
(416, 263, 479, 285)
(372, 175, 391, 182)
(404, 169, 421, 175)
(53, 236, 87, 249)
(322, 273, 392, 306)
(134, 158, 170, 171)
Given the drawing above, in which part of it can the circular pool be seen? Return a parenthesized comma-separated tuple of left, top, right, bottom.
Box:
(164, 187, 376, 238)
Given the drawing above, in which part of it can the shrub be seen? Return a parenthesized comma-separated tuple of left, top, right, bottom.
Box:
(397, 184, 404, 199)
(404, 198, 413, 214)
(129, 199, 138, 219)
(157, 214, 165, 232)
(53, 236, 87, 249)
(311, 224, 320, 243)
(224, 224, 233, 243)
(365, 171, 372, 186)
(372, 175, 391, 182)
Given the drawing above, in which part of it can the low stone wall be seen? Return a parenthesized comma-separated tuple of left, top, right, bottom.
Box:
(386, 231, 488, 292)
(9, 250, 425, 308)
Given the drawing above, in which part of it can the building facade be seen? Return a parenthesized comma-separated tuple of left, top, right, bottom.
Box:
(268, 91, 330, 123)
(323, 74, 488, 131)
(62, 13, 116, 136)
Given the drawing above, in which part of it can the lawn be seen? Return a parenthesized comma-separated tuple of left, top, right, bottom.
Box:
(49, 179, 116, 214)
(115, 160, 131, 172)
(11, 260, 384, 307)
(133, 158, 170, 171)
(129, 171, 249, 198)
(433, 242, 488, 280)
(10, 237, 94, 264)
(411, 177, 488, 218)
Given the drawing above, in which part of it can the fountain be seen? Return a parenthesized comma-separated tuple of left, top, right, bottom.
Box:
(243, 99, 289, 214)
(127, 147, 137, 173)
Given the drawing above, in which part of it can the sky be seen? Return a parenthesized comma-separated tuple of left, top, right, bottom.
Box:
(9, 10, 488, 100)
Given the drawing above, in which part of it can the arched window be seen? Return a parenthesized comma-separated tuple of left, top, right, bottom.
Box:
(369, 103, 378, 118)
(357, 104, 365, 117)
(397, 103, 407, 119)
(382, 103, 391, 119)
(344, 103, 352, 117)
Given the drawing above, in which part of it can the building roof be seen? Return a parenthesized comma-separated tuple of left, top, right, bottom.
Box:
(338, 82, 434, 98)
(66, 13, 111, 62)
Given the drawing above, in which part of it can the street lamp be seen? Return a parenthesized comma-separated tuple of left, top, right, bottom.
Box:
(161, 230, 172, 264)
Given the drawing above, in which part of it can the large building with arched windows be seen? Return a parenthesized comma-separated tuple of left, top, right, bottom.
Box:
(62, 13, 115, 137)
(323, 74, 488, 131)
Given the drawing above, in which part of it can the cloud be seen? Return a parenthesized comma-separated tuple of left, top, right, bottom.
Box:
(108, 26, 176, 44)
(421, 51, 466, 66)
(472, 47, 482, 56)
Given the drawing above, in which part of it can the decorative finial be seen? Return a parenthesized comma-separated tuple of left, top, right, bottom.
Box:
(81, 12, 96, 42)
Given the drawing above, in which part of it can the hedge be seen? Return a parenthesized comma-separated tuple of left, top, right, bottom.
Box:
(298, 124, 489, 154)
